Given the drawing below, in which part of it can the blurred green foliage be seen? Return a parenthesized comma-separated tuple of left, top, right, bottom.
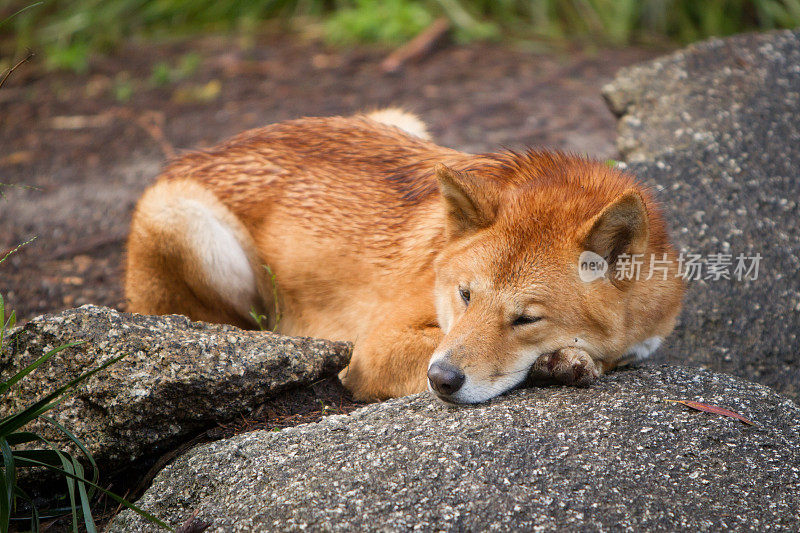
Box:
(149, 52, 201, 86)
(2, 0, 800, 71)
(325, 0, 435, 44)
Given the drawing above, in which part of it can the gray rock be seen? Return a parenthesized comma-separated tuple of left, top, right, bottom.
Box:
(0, 305, 351, 473)
(109, 366, 800, 532)
(602, 30, 800, 401)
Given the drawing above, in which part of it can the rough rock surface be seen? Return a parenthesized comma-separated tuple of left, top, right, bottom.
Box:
(602, 30, 800, 400)
(110, 366, 800, 532)
(0, 305, 351, 472)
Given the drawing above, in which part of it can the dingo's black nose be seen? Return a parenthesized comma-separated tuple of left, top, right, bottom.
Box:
(428, 361, 465, 396)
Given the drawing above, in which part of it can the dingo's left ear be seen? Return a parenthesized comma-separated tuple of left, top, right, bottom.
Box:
(435, 163, 497, 239)
(581, 189, 650, 280)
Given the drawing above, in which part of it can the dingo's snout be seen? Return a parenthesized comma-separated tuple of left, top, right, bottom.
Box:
(427, 360, 465, 397)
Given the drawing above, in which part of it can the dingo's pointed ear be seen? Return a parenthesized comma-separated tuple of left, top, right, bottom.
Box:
(435, 163, 497, 239)
(581, 189, 650, 281)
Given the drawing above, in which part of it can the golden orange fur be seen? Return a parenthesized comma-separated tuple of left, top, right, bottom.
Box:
(125, 110, 684, 403)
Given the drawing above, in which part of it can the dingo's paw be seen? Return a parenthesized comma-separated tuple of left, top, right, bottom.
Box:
(529, 348, 600, 387)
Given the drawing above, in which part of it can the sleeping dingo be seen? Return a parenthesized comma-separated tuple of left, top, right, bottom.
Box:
(125, 110, 684, 403)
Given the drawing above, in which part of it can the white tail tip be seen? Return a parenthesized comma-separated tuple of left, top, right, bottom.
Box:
(366, 108, 431, 140)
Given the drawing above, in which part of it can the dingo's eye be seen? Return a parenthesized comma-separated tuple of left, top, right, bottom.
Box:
(512, 315, 541, 326)
(459, 287, 471, 305)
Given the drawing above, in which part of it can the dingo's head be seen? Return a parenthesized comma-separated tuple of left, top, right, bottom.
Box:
(428, 152, 684, 403)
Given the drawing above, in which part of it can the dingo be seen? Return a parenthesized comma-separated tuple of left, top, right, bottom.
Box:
(125, 110, 683, 403)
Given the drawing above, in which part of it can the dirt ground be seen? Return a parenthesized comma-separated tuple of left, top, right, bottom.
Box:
(0, 34, 658, 322)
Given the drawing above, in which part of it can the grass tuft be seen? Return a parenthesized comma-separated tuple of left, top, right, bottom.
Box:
(0, 48, 170, 530)
(0, 294, 171, 531)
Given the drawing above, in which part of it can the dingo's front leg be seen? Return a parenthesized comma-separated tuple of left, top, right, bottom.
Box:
(529, 348, 601, 387)
(339, 312, 443, 402)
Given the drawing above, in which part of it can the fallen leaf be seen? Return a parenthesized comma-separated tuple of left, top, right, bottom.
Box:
(667, 400, 754, 425)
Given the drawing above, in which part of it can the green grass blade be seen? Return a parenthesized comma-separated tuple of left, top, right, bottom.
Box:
(13, 447, 80, 531)
(3, 309, 14, 331)
(10, 448, 65, 465)
(4, 432, 38, 446)
(0, 341, 85, 396)
(41, 415, 98, 487)
(29, 498, 39, 533)
(0, 236, 37, 268)
(1, 440, 15, 522)
(0, 352, 124, 436)
(9, 419, 98, 528)
(73, 458, 96, 533)
(12, 438, 93, 529)
(0, 2, 44, 29)
(10, 433, 93, 497)
(14, 445, 88, 530)
(57, 450, 79, 533)
(0, 293, 6, 350)
(12, 456, 171, 530)
(0, 469, 8, 533)
(12, 433, 166, 530)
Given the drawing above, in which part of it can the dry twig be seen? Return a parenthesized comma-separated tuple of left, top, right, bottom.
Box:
(0, 51, 33, 90)
(381, 18, 451, 74)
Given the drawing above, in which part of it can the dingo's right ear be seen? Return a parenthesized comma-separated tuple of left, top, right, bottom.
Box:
(435, 163, 497, 239)
(580, 189, 650, 286)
